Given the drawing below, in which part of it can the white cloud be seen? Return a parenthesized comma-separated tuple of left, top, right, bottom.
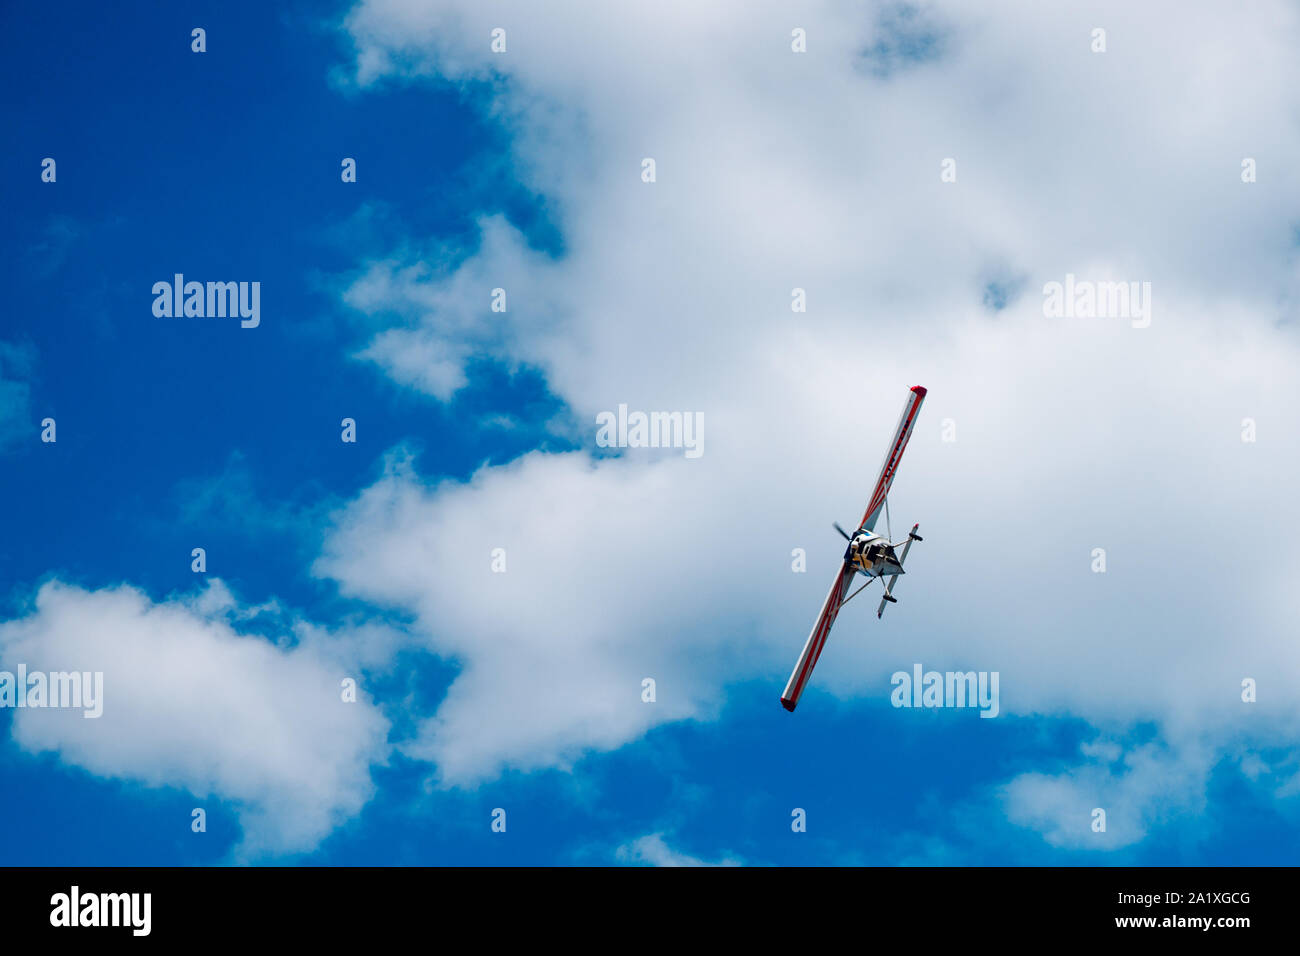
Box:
(320, 0, 1300, 846)
(615, 833, 741, 867)
(0, 580, 392, 858)
(341, 217, 561, 400)
(315, 448, 726, 784)
(1002, 739, 1212, 850)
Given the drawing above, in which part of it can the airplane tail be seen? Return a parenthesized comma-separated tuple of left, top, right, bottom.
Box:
(877, 524, 922, 618)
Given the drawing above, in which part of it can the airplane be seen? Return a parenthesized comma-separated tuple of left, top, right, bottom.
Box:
(780, 385, 927, 712)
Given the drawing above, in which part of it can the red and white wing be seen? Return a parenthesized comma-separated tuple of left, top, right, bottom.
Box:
(858, 385, 927, 532)
(781, 560, 858, 712)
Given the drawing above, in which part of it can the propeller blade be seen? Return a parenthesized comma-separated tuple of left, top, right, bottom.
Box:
(833, 522, 851, 541)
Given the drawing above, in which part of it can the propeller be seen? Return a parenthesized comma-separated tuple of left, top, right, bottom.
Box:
(833, 522, 851, 541)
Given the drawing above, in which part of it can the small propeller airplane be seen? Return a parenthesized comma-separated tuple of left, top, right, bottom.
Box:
(781, 385, 927, 712)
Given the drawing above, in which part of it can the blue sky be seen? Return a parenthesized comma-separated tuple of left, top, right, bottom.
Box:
(3, 1, 1300, 865)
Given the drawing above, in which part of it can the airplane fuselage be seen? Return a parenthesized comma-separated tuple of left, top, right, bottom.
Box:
(846, 529, 903, 578)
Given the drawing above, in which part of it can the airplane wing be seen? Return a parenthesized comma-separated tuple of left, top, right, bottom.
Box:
(858, 385, 927, 532)
(781, 559, 859, 711)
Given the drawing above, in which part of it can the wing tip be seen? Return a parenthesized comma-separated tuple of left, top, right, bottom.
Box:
(780, 697, 797, 712)
(910, 385, 928, 398)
